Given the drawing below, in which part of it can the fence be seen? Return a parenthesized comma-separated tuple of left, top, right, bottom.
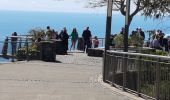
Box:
(104, 51, 170, 100)
(0, 37, 105, 61)
(0, 37, 105, 53)
(0, 36, 34, 62)
(69, 38, 105, 50)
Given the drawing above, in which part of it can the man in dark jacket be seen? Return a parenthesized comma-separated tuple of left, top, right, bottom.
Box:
(82, 27, 92, 52)
(60, 27, 69, 54)
(138, 28, 145, 40)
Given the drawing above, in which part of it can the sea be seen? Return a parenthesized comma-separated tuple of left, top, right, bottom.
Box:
(0, 10, 170, 62)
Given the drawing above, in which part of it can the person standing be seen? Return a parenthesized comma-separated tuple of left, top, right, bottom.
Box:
(46, 26, 53, 40)
(11, 32, 18, 55)
(93, 36, 99, 48)
(138, 28, 145, 40)
(51, 29, 57, 39)
(70, 28, 78, 51)
(82, 27, 92, 52)
(60, 27, 69, 54)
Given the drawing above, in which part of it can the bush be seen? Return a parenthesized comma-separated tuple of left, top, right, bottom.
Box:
(17, 45, 40, 60)
(28, 28, 45, 41)
(129, 33, 144, 47)
(141, 49, 167, 56)
(114, 33, 124, 48)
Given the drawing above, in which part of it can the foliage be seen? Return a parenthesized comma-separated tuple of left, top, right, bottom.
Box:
(28, 28, 45, 42)
(141, 81, 170, 99)
(141, 49, 167, 56)
(129, 33, 144, 47)
(142, 0, 170, 18)
(17, 44, 40, 60)
(88, 0, 170, 23)
(114, 33, 124, 47)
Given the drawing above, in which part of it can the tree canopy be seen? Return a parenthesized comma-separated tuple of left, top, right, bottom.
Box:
(89, 0, 170, 24)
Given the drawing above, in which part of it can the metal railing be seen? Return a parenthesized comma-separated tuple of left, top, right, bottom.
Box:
(0, 37, 105, 61)
(104, 51, 170, 100)
(0, 36, 33, 62)
(68, 37, 105, 50)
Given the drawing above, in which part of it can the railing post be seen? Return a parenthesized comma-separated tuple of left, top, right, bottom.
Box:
(112, 53, 116, 86)
(11, 38, 15, 62)
(156, 58, 160, 100)
(103, 50, 107, 82)
(26, 38, 29, 61)
(137, 56, 142, 96)
(123, 53, 127, 91)
(18, 38, 22, 49)
(2, 37, 8, 56)
(102, 38, 104, 47)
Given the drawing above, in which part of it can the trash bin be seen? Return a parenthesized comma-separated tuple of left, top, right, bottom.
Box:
(77, 38, 84, 51)
(56, 40, 66, 55)
(40, 41, 56, 62)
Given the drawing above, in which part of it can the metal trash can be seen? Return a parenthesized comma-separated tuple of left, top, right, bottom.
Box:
(40, 41, 56, 62)
(77, 38, 84, 51)
(56, 40, 66, 55)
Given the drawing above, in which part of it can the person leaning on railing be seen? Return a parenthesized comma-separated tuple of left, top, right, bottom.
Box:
(93, 36, 99, 48)
(11, 32, 18, 55)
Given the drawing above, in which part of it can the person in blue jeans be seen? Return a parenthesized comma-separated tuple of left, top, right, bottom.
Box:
(82, 27, 92, 53)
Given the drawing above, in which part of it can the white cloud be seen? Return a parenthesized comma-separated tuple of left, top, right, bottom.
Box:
(0, 0, 106, 13)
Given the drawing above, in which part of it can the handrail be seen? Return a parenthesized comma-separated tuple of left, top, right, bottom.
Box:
(107, 50, 170, 60)
(104, 50, 170, 100)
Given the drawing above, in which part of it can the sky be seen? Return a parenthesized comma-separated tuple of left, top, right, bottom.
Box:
(0, 0, 106, 13)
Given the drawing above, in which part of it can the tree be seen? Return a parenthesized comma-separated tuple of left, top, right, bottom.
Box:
(89, 0, 170, 25)
(89, 0, 170, 52)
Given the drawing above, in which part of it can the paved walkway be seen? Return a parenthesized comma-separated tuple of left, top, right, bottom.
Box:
(0, 52, 143, 100)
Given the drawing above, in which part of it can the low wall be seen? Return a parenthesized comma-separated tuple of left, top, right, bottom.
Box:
(87, 48, 104, 57)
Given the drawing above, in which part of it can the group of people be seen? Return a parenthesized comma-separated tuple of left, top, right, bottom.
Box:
(9, 26, 100, 55)
(130, 28, 145, 40)
(147, 30, 170, 52)
(42, 26, 99, 53)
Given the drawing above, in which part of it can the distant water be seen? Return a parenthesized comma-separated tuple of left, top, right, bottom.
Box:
(0, 10, 170, 62)
(0, 58, 10, 63)
(0, 10, 170, 39)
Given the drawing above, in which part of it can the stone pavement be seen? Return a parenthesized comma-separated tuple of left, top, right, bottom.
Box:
(0, 52, 144, 100)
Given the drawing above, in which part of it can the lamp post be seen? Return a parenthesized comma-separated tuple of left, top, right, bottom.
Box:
(123, 0, 131, 91)
(103, 0, 113, 82)
(124, 0, 131, 52)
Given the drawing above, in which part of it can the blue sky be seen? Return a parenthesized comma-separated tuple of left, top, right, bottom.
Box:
(0, 0, 106, 13)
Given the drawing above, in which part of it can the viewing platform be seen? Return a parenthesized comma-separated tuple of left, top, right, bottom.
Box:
(0, 52, 143, 100)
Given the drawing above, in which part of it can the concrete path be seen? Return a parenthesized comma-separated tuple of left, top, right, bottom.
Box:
(0, 52, 143, 100)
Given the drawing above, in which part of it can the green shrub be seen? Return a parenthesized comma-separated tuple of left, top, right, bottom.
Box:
(28, 28, 45, 41)
(114, 33, 124, 48)
(129, 33, 144, 47)
(141, 49, 167, 56)
(17, 45, 40, 60)
(141, 81, 170, 99)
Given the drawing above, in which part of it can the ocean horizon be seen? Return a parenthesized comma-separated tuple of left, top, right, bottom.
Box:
(0, 10, 170, 39)
(0, 10, 170, 62)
